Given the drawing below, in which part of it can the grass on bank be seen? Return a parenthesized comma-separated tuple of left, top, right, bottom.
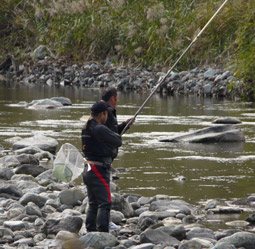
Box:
(0, 0, 255, 100)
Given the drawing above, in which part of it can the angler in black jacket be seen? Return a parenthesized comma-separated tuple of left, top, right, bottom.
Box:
(102, 87, 134, 158)
(81, 101, 122, 232)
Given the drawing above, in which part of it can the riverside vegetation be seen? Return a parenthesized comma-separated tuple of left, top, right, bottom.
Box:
(1, 0, 255, 100)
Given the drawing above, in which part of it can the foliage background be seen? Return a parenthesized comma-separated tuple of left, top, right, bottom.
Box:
(0, 0, 255, 99)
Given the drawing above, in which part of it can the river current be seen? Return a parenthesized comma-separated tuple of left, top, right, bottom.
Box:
(0, 84, 255, 206)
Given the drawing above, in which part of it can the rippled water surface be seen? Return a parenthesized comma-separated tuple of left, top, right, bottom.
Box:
(1, 84, 255, 205)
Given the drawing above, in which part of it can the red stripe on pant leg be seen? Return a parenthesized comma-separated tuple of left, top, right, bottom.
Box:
(91, 164, 111, 203)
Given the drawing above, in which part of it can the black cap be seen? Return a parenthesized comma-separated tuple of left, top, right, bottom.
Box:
(91, 101, 108, 115)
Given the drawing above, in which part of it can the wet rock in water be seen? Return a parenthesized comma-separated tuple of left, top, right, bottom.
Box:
(51, 97, 72, 106)
(27, 98, 64, 109)
(208, 206, 243, 214)
(160, 125, 245, 143)
(4, 136, 22, 145)
(205, 199, 228, 211)
(245, 214, 255, 225)
(13, 135, 58, 154)
(225, 220, 249, 227)
(213, 117, 242, 124)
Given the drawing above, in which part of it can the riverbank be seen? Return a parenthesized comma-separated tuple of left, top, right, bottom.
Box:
(0, 54, 243, 100)
(0, 136, 255, 248)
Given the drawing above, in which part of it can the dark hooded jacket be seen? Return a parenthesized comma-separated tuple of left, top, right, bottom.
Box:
(82, 118, 122, 164)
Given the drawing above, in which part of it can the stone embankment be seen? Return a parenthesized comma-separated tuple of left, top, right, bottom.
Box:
(0, 48, 242, 98)
(0, 135, 255, 249)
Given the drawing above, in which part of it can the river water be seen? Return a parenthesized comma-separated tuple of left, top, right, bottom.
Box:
(1, 83, 255, 206)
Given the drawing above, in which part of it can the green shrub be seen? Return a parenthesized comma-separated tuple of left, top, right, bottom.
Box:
(0, 0, 255, 100)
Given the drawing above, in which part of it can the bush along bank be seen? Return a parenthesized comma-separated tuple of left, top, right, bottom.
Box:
(0, 53, 244, 100)
(0, 136, 255, 248)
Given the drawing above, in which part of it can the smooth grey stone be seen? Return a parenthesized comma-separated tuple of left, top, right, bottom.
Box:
(50, 97, 72, 106)
(14, 146, 43, 155)
(156, 225, 186, 241)
(3, 221, 27, 231)
(149, 200, 191, 215)
(59, 188, 85, 206)
(110, 210, 125, 224)
(212, 242, 236, 249)
(111, 193, 134, 218)
(0, 155, 21, 168)
(41, 216, 82, 235)
(14, 164, 47, 177)
(0, 184, 23, 198)
(0, 168, 14, 180)
(160, 125, 245, 143)
(79, 232, 118, 249)
(140, 229, 180, 247)
(19, 193, 47, 208)
(186, 227, 215, 240)
(130, 243, 155, 249)
(13, 135, 58, 154)
(25, 202, 42, 217)
(216, 231, 255, 249)
(212, 118, 241, 124)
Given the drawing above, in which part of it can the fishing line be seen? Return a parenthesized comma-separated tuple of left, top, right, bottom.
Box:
(121, 0, 229, 135)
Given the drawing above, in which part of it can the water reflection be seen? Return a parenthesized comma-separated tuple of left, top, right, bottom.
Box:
(0, 84, 255, 204)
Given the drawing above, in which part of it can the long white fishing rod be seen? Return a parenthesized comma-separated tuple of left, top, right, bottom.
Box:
(121, 0, 229, 135)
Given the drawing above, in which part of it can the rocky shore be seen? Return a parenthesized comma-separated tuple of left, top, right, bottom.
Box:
(0, 48, 243, 98)
(0, 135, 255, 249)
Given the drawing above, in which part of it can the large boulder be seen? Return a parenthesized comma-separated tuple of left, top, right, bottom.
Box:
(149, 199, 192, 215)
(160, 125, 245, 143)
(26, 97, 72, 109)
(0, 155, 21, 168)
(140, 229, 180, 247)
(79, 232, 118, 249)
(14, 164, 47, 177)
(59, 188, 86, 206)
(111, 193, 134, 217)
(51, 97, 72, 106)
(212, 117, 241, 124)
(41, 216, 83, 235)
(215, 232, 255, 249)
(27, 98, 63, 109)
(0, 183, 23, 199)
(13, 135, 58, 154)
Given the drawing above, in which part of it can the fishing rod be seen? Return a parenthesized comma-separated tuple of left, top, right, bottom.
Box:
(121, 0, 229, 136)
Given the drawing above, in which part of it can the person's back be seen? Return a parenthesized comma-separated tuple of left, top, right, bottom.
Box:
(82, 117, 121, 165)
